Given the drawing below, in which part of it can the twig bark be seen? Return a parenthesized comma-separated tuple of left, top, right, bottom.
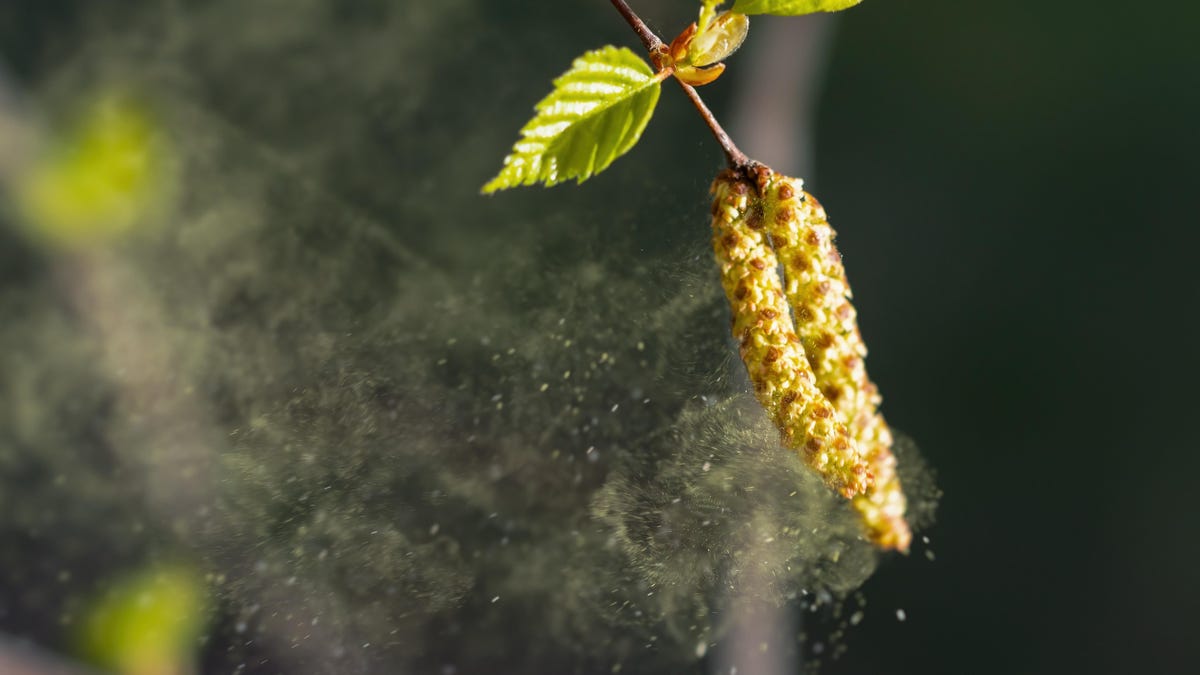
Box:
(608, 0, 664, 52)
(676, 79, 751, 170)
(608, 0, 752, 172)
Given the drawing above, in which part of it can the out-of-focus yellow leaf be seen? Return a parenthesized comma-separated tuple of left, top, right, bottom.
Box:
(16, 95, 172, 247)
(78, 564, 208, 675)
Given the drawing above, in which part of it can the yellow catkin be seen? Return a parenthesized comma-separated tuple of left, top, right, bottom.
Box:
(710, 170, 871, 499)
(761, 173, 911, 552)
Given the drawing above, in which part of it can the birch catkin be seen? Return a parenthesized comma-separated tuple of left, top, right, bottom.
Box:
(710, 171, 871, 499)
(761, 174, 911, 552)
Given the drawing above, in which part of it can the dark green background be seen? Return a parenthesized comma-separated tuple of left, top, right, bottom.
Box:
(819, 3, 1199, 673)
(1, 1, 1197, 674)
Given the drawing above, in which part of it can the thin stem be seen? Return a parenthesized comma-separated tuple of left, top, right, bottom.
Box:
(676, 79, 750, 170)
(608, 0, 753, 173)
(608, 0, 664, 52)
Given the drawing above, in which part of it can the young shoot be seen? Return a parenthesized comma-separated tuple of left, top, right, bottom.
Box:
(480, 1, 912, 552)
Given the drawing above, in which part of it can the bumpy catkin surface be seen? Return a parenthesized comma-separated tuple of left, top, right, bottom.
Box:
(761, 174, 910, 552)
(710, 168, 910, 551)
(710, 170, 871, 499)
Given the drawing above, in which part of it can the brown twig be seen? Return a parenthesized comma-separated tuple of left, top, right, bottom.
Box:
(608, 0, 753, 173)
(608, 0, 664, 52)
(676, 79, 751, 171)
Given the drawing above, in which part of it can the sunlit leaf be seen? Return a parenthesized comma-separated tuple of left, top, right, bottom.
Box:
(688, 12, 750, 67)
(482, 45, 661, 193)
(697, 0, 724, 32)
(731, 0, 862, 16)
(676, 62, 726, 87)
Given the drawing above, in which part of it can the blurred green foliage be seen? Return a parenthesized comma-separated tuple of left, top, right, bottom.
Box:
(78, 564, 207, 675)
(16, 94, 170, 247)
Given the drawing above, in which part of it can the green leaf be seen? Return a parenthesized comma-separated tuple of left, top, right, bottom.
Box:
(482, 46, 661, 193)
(697, 0, 724, 32)
(731, 0, 862, 16)
(689, 12, 751, 67)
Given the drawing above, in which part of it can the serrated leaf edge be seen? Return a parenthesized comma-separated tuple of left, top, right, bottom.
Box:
(482, 45, 661, 193)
